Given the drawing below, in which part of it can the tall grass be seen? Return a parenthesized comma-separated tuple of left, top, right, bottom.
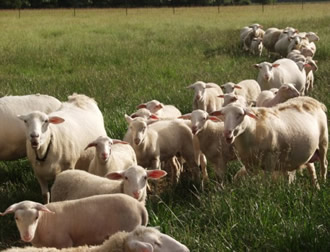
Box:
(0, 4, 329, 251)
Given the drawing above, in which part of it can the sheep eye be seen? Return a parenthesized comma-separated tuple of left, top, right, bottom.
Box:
(24, 120, 27, 123)
(125, 176, 128, 180)
(35, 216, 39, 220)
(144, 176, 147, 180)
(44, 120, 49, 124)
(15, 217, 19, 221)
(154, 241, 161, 247)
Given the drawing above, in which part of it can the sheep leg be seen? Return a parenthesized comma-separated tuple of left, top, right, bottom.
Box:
(319, 139, 328, 182)
(36, 176, 50, 204)
(200, 154, 208, 182)
(233, 166, 248, 181)
(305, 163, 320, 189)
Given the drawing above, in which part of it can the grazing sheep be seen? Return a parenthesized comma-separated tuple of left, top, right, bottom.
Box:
(221, 79, 261, 106)
(218, 93, 248, 107)
(180, 110, 237, 184)
(0, 194, 148, 248)
(187, 81, 223, 113)
(18, 94, 107, 203)
(256, 83, 300, 107)
(250, 37, 263, 56)
(85, 136, 137, 177)
(136, 99, 182, 119)
(0, 94, 61, 161)
(210, 96, 328, 188)
(124, 115, 201, 182)
(51, 166, 166, 204)
(254, 58, 306, 94)
(2, 226, 189, 252)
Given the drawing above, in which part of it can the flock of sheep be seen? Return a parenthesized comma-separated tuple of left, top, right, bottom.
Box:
(0, 22, 328, 252)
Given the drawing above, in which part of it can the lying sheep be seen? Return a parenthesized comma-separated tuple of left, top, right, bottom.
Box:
(0, 194, 148, 248)
(51, 166, 166, 204)
(256, 83, 300, 107)
(187, 81, 223, 113)
(0, 94, 61, 161)
(221, 79, 260, 106)
(2, 226, 189, 252)
(180, 110, 237, 184)
(137, 99, 182, 119)
(218, 93, 248, 107)
(85, 136, 137, 177)
(18, 93, 107, 203)
(210, 96, 328, 188)
(254, 58, 306, 94)
(124, 115, 201, 182)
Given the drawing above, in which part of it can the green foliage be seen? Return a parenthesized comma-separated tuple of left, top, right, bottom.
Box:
(0, 4, 329, 251)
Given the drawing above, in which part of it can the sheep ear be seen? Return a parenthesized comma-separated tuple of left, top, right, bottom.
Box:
(49, 116, 65, 124)
(112, 139, 129, 145)
(0, 203, 20, 216)
(234, 85, 242, 89)
(84, 142, 97, 150)
(146, 119, 158, 125)
(210, 110, 223, 117)
(207, 116, 221, 122)
(156, 104, 164, 109)
(149, 114, 159, 120)
(244, 109, 258, 120)
(147, 170, 167, 180)
(17, 115, 27, 121)
(127, 240, 153, 252)
(272, 64, 280, 68)
(218, 95, 224, 98)
(34, 204, 55, 214)
(106, 172, 124, 180)
(186, 84, 195, 89)
(137, 103, 147, 109)
(253, 64, 260, 69)
(231, 97, 238, 102)
(125, 114, 134, 124)
(178, 113, 191, 120)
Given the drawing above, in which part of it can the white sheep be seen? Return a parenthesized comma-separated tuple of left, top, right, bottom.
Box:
(124, 116, 201, 183)
(2, 226, 189, 252)
(0, 94, 61, 161)
(187, 81, 223, 113)
(210, 96, 328, 188)
(304, 59, 318, 93)
(240, 24, 264, 51)
(254, 58, 306, 94)
(18, 93, 107, 203)
(262, 27, 297, 55)
(256, 83, 300, 107)
(0, 194, 148, 248)
(51, 166, 166, 204)
(250, 37, 263, 56)
(218, 93, 248, 107)
(136, 99, 182, 119)
(130, 108, 159, 120)
(180, 110, 237, 184)
(85, 136, 137, 177)
(274, 34, 301, 57)
(220, 79, 261, 106)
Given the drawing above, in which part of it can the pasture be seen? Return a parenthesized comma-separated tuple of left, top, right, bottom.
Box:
(0, 4, 330, 251)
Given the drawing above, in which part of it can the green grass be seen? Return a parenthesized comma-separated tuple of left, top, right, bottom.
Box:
(0, 4, 330, 251)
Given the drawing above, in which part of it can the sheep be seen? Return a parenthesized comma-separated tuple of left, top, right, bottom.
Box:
(85, 136, 137, 177)
(0, 94, 61, 161)
(130, 108, 159, 120)
(218, 93, 248, 107)
(0, 194, 148, 248)
(255, 83, 300, 107)
(210, 96, 328, 188)
(262, 27, 297, 55)
(180, 110, 237, 185)
(2, 226, 190, 252)
(240, 24, 264, 51)
(304, 58, 318, 93)
(124, 115, 201, 183)
(274, 34, 301, 57)
(186, 81, 223, 113)
(250, 37, 263, 56)
(51, 166, 166, 204)
(18, 93, 107, 203)
(136, 99, 182, 119)
(254, 58, 306, 95)
(220, 79, 261, 106)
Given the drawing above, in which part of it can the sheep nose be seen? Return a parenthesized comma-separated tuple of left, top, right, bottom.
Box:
(224, 130, 232, 138)
(30, 133, 39, 138)
(134, 138, 140, 145)
(101, 153, 108, 160)
(133, 191, 140, 199)
(22, 233, 33, 242)
(265, 75, 270, 81)
(191, 126, 198, 135)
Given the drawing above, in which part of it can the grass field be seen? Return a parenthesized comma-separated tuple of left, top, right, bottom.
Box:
(0, 4, 329, 251)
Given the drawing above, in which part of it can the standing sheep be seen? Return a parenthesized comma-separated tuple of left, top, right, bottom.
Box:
(210, 96, 328, 188)
(18, 94, 107, 203)
(254, 58, 306, 94)
(0, 194, 148, 248)
(51, 166, 166, 204)
(2, 226, 189, 252)
(136, 99, 182, 119)
(0, 94, 61, 161)
(187, 81, 223, 113)
(221, 79, 261, 106)
(250, 37, 263, 56)
(85, 136, 137, 177)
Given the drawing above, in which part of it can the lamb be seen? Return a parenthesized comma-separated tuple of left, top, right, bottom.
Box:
(51, 166, 166, 204)
(180, 110, 237, 184)
(136, 99, 182, 119)
(250, 37, 263, 56)
(0, 194, 148, 248)
(254, 58, 306, 95)
(218, 93, 248, 107)
(255, 83, 300, 107)
(124, 115, 201, 182)
(2, 226, 189, 252)
(18, 93, 107, 203)
(187, 81, 223, 113)
(0, 94, 61, 161)
(210, 96, 328, 188)
(85, 136, 137, 177)
(220, 79, 261, 106)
